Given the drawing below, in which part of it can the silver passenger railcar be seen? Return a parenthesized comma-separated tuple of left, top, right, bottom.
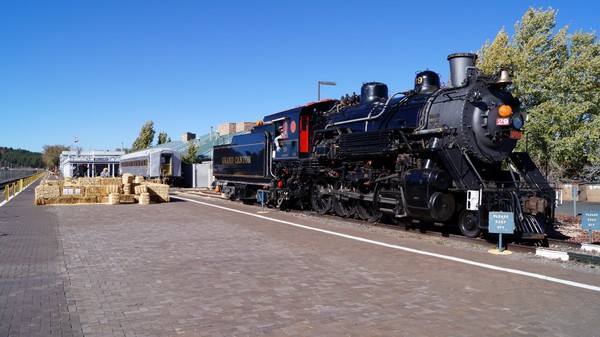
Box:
(119, 148, 181, 183)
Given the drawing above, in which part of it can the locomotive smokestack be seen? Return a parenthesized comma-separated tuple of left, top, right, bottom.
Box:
(447, 53, 477, 87)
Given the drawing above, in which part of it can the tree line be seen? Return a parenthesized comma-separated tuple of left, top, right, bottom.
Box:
(0, 147, 44, 168)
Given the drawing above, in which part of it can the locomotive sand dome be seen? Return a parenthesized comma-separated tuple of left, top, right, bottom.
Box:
(213, 53, 555, 240)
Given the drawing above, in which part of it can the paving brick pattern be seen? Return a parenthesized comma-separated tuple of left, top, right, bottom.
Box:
(1, 187, 599, 336)
(0, 187, 82, 337)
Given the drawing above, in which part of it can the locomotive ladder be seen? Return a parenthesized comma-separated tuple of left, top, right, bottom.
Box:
(501, 191, 546, 239)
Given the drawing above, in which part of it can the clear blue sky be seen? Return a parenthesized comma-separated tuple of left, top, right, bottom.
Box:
(1, 0, 598, 153)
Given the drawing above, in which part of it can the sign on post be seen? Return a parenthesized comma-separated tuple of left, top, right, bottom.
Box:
(489, 211, 515, 253)
(256, 190, 270, 213)
(582, 211, 599, 244)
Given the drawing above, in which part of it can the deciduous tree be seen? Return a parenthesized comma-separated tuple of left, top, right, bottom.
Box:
(478, 7, 600, 180)
(42, 145, 69, 168)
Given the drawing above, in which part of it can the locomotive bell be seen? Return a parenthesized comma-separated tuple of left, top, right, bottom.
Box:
(496, 69, 512, 86)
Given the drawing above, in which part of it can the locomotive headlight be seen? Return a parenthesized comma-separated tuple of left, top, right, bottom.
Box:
(512, 113, 524, 130)
(498, 105, 513, 117)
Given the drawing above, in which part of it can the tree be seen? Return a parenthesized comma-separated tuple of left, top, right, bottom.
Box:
(157, 132, 171, 145)
(182, 142, 199, 164)
(0, 147, 44, 167)
(478, 7, 600, 181)
(42, 145, 69, 168)
(131, 121, 156, 151)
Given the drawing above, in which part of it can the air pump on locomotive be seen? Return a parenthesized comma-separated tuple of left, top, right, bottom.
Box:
(213, 53, 555, 239)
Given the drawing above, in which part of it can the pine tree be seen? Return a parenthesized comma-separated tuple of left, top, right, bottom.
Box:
(131, 121, 156, 151)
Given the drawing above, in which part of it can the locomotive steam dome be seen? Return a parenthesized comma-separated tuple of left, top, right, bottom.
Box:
(414, 70, 440, 93)
(360, 82, 388, 104)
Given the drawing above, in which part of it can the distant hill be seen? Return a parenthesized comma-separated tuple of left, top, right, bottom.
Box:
(0, 147, 44, 168)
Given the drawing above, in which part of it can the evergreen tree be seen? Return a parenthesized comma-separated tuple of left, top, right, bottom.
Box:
(157, 132, 171, 145)
(182, 142, 199, 164)
(0, 147, 44, 168)
(131, 121, 156, 151)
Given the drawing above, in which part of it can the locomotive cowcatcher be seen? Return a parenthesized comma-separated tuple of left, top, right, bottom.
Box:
(213, 53, 555, 239)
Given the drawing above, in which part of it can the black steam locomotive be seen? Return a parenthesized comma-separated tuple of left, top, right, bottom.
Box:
(213, 53, 555, 239)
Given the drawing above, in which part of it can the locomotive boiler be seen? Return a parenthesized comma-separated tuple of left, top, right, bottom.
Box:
(213, 53, 555, 239)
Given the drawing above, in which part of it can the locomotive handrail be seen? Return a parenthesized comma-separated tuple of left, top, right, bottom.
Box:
(412, 127, 445, 135)
(461, 149, 485, 185)
(325, 91, 409, 130)
(264, 132, 276, 178)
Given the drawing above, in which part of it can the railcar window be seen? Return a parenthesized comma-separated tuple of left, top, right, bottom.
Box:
(122, 159, 148, 167)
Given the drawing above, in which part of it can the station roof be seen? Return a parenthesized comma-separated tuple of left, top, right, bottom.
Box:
(146, 131, 248, 161)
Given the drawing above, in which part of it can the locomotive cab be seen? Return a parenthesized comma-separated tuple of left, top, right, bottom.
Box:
(267, 100, 336, 160)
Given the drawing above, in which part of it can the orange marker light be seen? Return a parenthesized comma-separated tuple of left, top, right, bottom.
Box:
(498, 105, 513, 117)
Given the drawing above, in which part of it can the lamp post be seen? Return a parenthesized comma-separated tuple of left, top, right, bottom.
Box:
(318, 81, 336, 101)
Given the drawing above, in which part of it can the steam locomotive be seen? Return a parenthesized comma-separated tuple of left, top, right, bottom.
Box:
(213, 53, 555, 239)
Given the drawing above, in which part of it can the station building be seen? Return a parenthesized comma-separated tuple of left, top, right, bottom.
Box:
(59, 150, 125, 178)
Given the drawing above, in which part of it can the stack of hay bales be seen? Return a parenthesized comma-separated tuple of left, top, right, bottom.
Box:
(138, 192, 151, 205)
(34, 181, 61, 205)
(34, 174, 171, 206)
(122, 174, 134, 195)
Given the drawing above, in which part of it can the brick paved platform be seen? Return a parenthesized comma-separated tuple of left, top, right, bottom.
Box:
(1, 183, 599, 337)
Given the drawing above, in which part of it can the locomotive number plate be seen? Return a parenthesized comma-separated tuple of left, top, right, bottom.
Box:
(510, 130, 523, 139)
(496, 117, 510, 126)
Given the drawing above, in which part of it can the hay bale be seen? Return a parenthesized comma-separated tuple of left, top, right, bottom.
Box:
(146, 183, 170, 202)
(35, 185, 61, 199)
(139, 192, 150, 205)
(122, 174, 134, 185)
(84, 186, 108, 197)
(78, 177, 101, 186)
(108, 193, 120, 205)
(134, 176, 145, 184)
(106, 185, 122, 194)
(46, 196, 98, 204)
(100, 178, 123, 186)
(119, 194, 135, 203)
(134, 184, 148, 194)
(123, 183, 132, 195)
(40, 179, 63, 187)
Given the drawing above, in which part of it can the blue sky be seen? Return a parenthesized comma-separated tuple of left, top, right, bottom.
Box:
(1, 0, 598, 153)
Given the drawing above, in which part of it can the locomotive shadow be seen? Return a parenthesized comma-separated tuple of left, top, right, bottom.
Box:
(401, 220, 550, 246)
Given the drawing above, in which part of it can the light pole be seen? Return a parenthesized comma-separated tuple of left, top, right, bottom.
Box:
(318, 81, 336, 101)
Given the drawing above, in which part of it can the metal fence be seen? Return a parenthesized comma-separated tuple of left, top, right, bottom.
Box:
(0, 168, 43, 185)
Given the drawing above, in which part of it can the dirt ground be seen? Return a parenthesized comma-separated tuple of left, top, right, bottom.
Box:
(553, 214, 600, 244)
